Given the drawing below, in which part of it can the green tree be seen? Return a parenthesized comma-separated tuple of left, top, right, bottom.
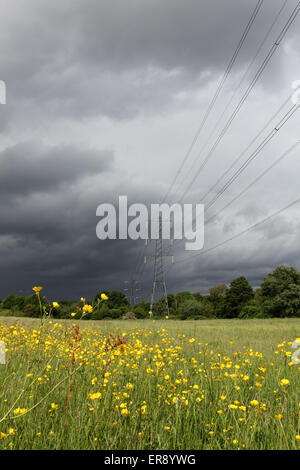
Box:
(193, 292, 203, 302)
(222, 276, 254, 318)
(208, 284, 227, 317)
(92, 302, 110, 320)
(178, 299, 202, 319)
(174, 292, 195, 314)
(2, 294, 25, 311)
(178, 298, 214, 320)
(239, 302, 265, 319)
(133, 301, 150, 318)
(261, 266, 300, 317)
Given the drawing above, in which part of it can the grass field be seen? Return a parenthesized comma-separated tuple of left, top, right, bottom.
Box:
(0, 317, 299, 450)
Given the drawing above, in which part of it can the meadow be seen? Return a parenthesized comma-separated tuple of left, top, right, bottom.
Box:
(0, 316, 299, 450)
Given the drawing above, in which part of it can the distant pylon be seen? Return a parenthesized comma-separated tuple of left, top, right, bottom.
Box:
(124, 279, 141, 306)
(150, 214, 170, 316)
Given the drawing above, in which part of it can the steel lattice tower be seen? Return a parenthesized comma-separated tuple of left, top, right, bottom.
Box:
(124, 279, 141, 306)
(150, 214, 170, 316)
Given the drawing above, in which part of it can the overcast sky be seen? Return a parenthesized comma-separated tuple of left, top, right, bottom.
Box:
(0, 0, 299, 301)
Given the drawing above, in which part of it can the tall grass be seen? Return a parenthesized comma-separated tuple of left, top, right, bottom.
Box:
(0, 317, 299, 450)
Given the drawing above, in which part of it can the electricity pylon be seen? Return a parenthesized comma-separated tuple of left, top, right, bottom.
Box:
(124, 279, 141, 306)
(150, 214, 170, 316)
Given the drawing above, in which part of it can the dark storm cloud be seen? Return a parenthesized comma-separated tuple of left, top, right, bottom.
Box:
(0, 141, 113, 197)
(1, 0, 299, 121)
(0, 0, 299, 300)
(0, 145, 159, 298)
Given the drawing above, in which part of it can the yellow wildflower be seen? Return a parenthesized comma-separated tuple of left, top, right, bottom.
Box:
(280, 378, 290, 387)
(32, 286, 43, 293)
(82, 304, 93, 314)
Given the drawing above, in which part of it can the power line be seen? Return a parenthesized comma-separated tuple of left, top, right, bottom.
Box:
(205, 102, 300, 211)
(133, 241, 146, 275)
(206, 140, 300, 224)
(168, 100, 300, 255)
(135, 242, 148, 280)
(133, 2, 300, 298)
(161, 0, 264, 203)
(201, 90, 294, 202)
(141, 0, 265, 300)
(167, 140, 299, 258)
(168, 196, 300, 269)
(164, 3, 299, 260)
(178, 1, 300, 202)
(176, 0, 289, 195)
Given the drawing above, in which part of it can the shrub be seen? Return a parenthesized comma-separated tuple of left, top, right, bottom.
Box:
(123, 311, 137, 320)
(2, 295, 25, 310)
(109, 308, 124, 319)
(133, 306, 148, 319)
(239, 304, 266, 319)
(0, 309, 14, 317)
(23, 303, 40, 317)
(178, 299, 202, 320)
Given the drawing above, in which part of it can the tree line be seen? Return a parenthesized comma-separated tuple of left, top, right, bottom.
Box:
(1, 265, 300, 320)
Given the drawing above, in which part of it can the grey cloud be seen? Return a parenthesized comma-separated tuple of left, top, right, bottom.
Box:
(0, 0, 299, 300)
(1, 0, 299, 121)
(0, 141, 113, 197)
(0, 163, 159, 298)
